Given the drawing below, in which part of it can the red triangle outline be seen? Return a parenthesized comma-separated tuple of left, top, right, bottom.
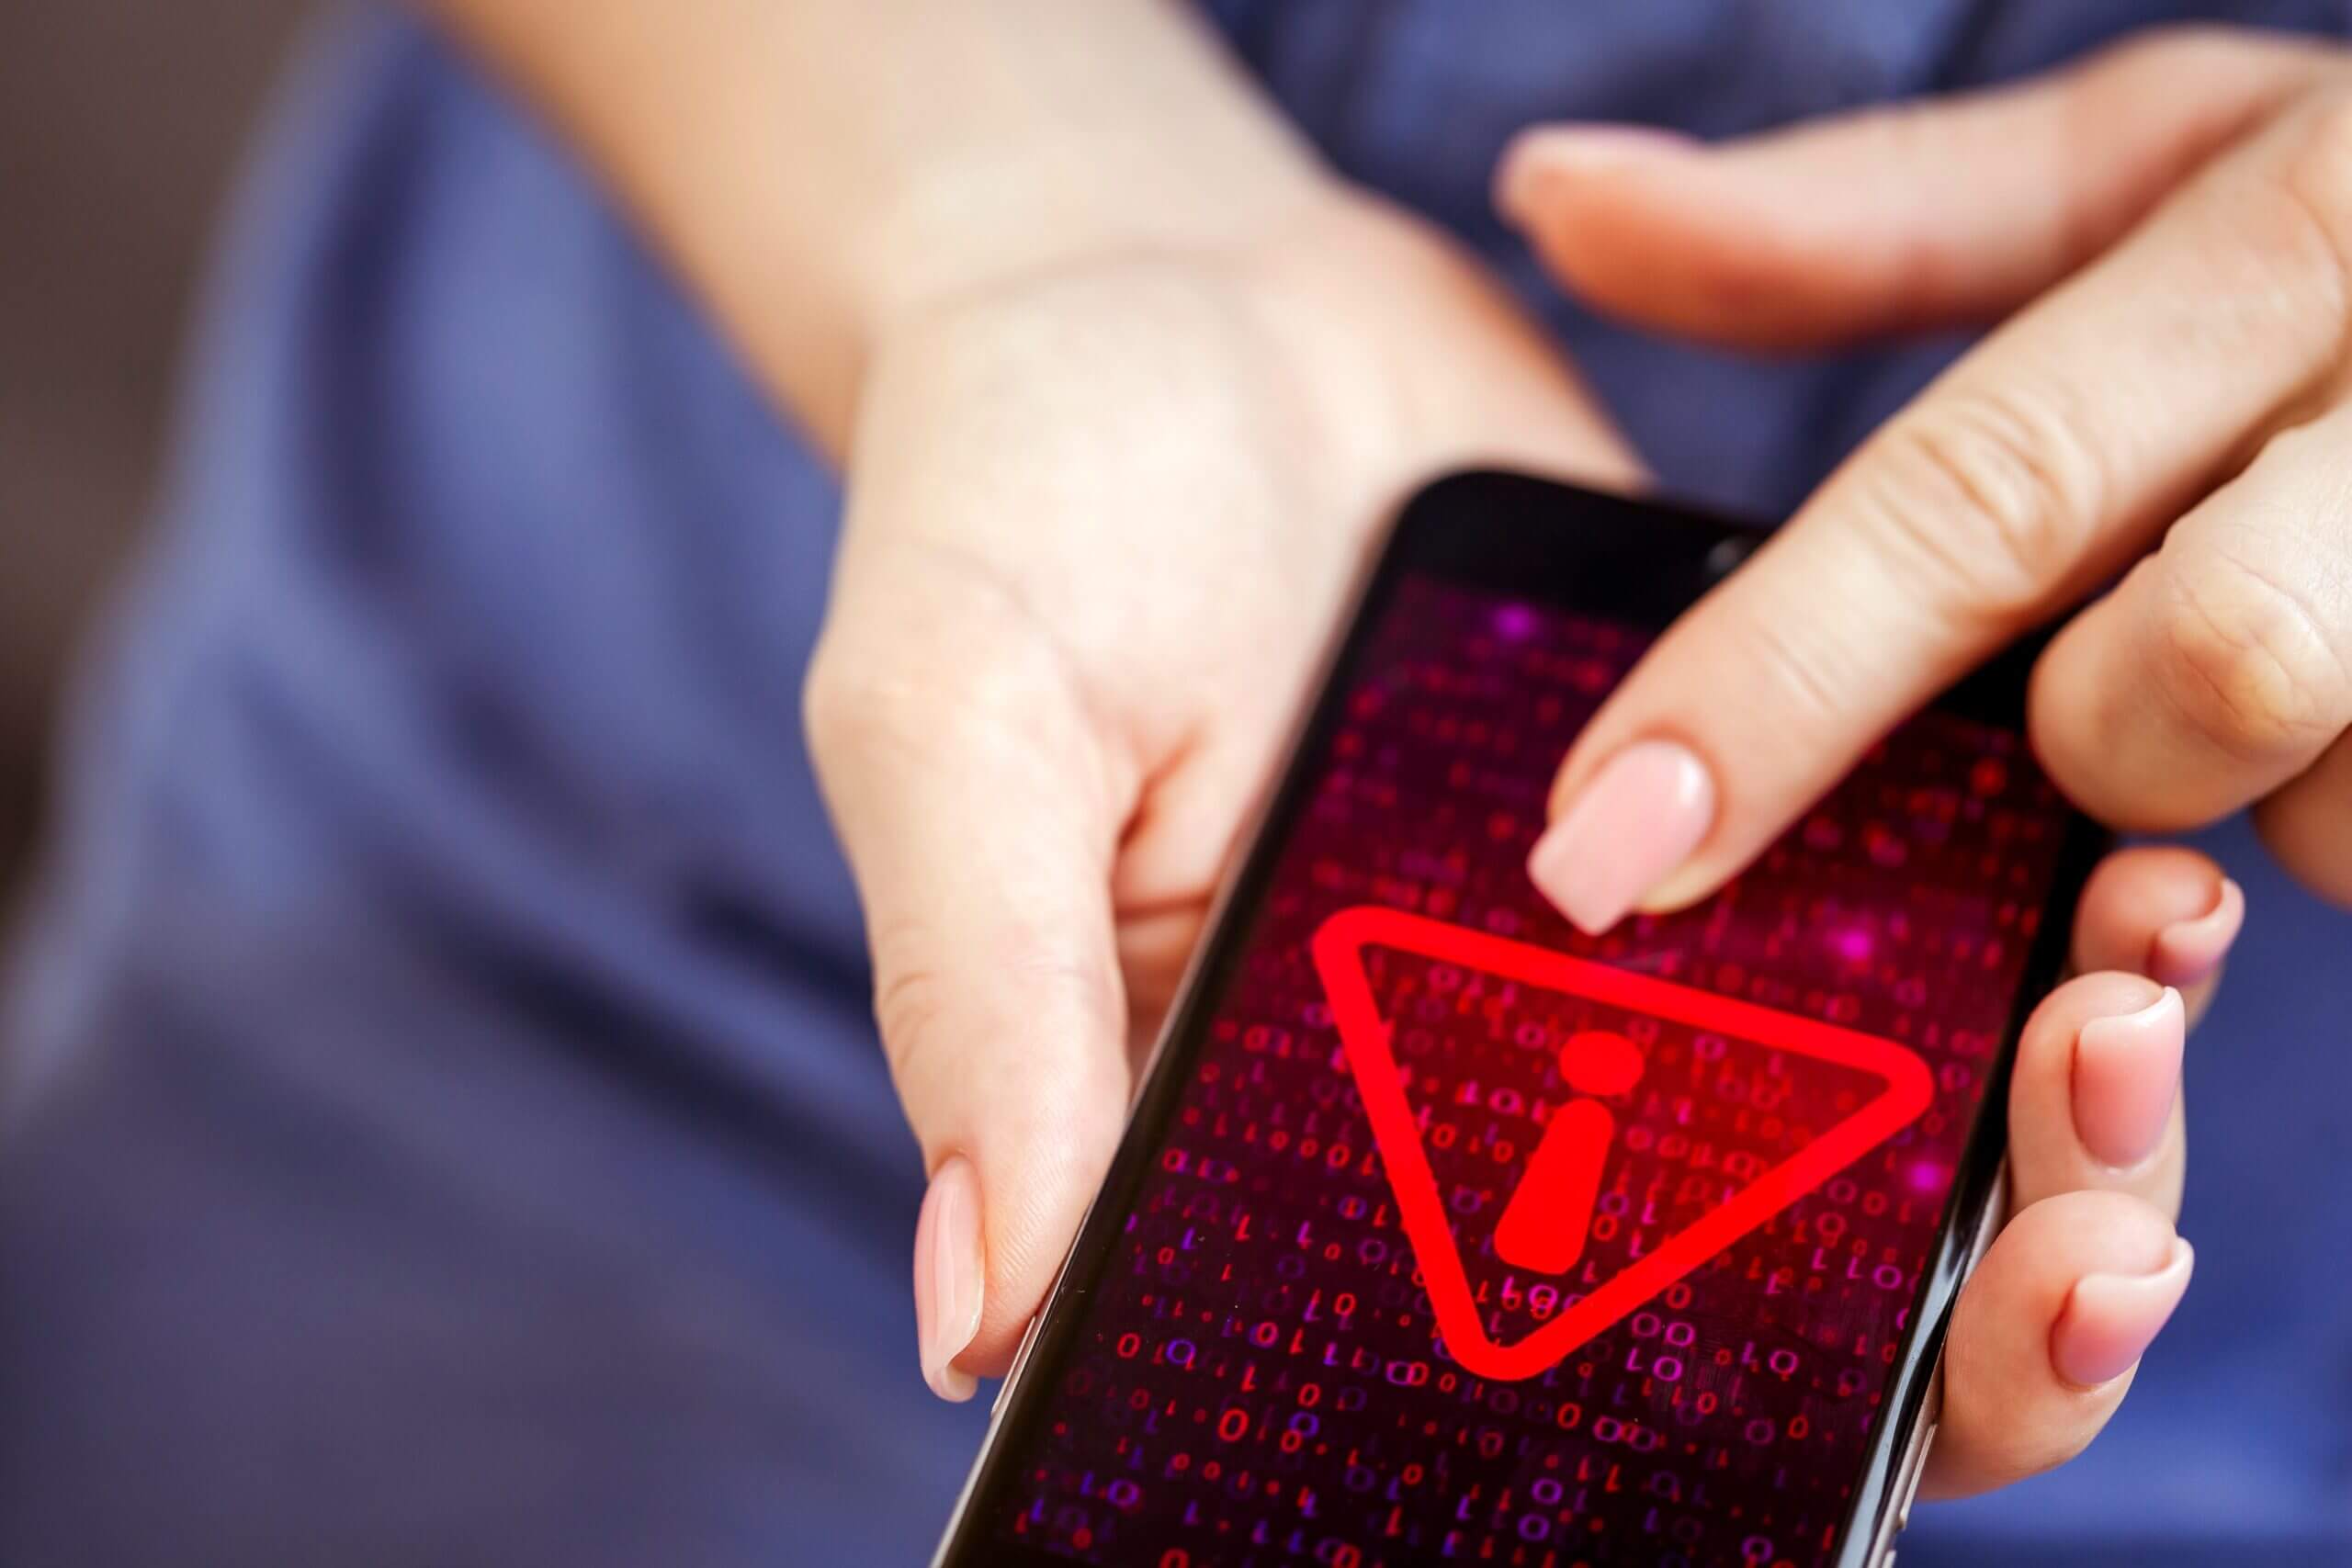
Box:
(1311, 905, 1935, 1382)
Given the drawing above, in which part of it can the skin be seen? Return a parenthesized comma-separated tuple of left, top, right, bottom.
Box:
(424, 0, 2285, 1508)
(1506, 27, 2352, 908)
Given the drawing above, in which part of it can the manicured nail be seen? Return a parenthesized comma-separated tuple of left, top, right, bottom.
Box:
(1497, 124, 1699, 220)
(1528, 740, 1716, 935)
(2073, 987, 2184, 1169)
(913, 1155, 984, 1402)
(2148, 877, 2244, 989)
(2052, 1239, 2194, 1389)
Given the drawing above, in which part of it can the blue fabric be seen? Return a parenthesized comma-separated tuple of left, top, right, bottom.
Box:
(3, 4, 2348, 1562)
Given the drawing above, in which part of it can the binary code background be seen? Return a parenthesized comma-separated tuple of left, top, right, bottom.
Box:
(985, 576, 2072, 1568)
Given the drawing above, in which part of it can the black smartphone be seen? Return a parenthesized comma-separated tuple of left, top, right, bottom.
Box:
(930, 471, 2105, 1568)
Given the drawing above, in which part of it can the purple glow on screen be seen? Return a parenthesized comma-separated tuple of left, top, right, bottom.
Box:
(984, 576, 2069, 1567)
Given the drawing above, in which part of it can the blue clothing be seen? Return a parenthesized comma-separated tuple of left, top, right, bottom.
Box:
(4, 4, 2349, 1563)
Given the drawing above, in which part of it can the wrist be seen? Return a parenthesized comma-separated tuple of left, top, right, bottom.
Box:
(847, 120, 1343, 348)
(849, 188, 1637, 534)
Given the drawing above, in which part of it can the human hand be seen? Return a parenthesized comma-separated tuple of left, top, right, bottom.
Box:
(808, 160, 2249, 1442)
(804, 190, 1641, 1400)
(1493, 22, 2352, 1494)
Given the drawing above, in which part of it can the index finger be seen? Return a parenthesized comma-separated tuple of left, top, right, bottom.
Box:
(1529, 95, 2352, 932)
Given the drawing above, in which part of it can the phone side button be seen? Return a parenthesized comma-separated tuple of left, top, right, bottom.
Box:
(1896, 1421, 1937, 1532)
(993, 1314, 1046, 1417)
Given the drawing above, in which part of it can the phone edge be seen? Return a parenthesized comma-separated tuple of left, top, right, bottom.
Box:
(924, 468, 2111, 1566)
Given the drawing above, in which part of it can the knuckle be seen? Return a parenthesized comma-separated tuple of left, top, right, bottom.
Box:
(802, 647, 947, 805)
(869, 920, 1127, 1111)
(2153, 536, 2352, 762)
(2267, 91, 2352, 313)
(1003, 944, 1127, 1053)
(872, 946, 958, 1094)
(1723, 590, 1858, 738)
(804, 624, 1063, 777)
(1863, 389, 2105, 625)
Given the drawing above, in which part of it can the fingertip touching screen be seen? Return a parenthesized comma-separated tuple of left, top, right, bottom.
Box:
(966, 567, 2083, 1568)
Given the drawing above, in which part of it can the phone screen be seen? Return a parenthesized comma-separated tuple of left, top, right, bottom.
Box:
(953, 528, 2089, 1567)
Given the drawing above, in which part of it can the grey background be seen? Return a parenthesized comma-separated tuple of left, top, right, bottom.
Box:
(0, 0, 309, 898)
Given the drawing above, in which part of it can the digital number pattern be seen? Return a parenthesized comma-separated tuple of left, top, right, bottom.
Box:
(988, 577, 2069, 1567)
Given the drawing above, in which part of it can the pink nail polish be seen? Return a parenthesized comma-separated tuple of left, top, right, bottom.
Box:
(2051, 1240, 2194, 1389)
(913, 1155, 984, 1402)
(2073, 987, 2185, 1169)
(1528, 740, 1716, 936)
(1497, 124, 1698, 219)
(2148, 877, 2244, 989)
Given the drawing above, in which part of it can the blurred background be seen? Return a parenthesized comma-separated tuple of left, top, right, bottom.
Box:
(0, 0, 307, 900)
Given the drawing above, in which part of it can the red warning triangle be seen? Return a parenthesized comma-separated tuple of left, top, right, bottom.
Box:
(1311, 905, 1934, 1383)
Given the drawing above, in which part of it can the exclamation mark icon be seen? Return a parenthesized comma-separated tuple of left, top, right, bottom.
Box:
(1494, 1029, 1645, 1275)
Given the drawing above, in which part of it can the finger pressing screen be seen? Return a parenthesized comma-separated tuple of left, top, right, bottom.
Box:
(1530, 93, 2352, 931)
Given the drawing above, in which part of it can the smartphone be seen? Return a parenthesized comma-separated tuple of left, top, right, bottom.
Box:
(930, 471, 2105, 1568)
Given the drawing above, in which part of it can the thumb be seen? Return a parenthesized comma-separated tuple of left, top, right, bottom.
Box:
(805, 580, 1134, 1401)
(1494, 26, 2327, 346)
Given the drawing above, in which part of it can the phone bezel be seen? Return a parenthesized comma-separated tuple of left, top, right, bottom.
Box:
(930, 469, 2109, 1568)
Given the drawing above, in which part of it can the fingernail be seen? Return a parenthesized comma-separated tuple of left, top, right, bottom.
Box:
(2073, 987, 2185, 1169)
(1497, 124, 1698, 219)
(913, 1155, 984, 1402)
(1528, 740, 1716, 935)
(2052, 1239, 2194, 1389)
(2149, 877, 2244, 989)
